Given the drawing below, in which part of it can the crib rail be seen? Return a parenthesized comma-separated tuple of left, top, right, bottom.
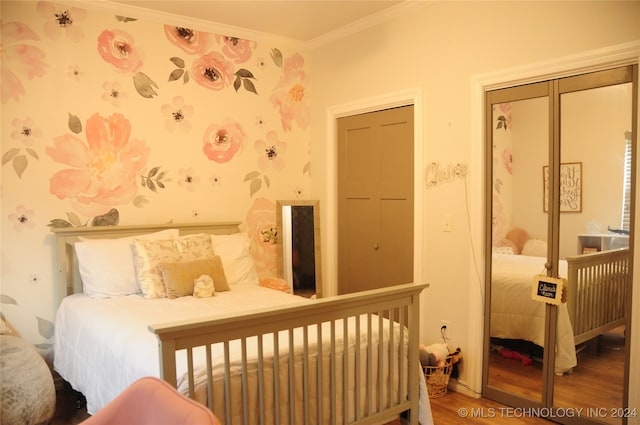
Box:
(149, 282, 427, 425)
(565, 248, 629, 345)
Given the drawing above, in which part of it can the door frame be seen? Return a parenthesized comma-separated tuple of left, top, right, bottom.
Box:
(325, 88, 424, 298)
(469, 41, 640, 402)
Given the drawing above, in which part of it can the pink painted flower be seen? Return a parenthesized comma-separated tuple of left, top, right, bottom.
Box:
(1, 21, 48, 104)
(255, 130, 287, 172)
(502, 149, 513, 174)
(68, 65, 83, 81)
(164, 25, 211, 55)
(202, 120, 245, 163)
(97, 29, 143, 73)
(191, 51, 234, 91)
(216, 35, 256, 64)
(177, 167, 199, 191)
(11, 117, 42, 147)
(37, 1, 86, 42)
(246, 197, 278, 278)
(46, 113, 149, 216)
(8, 205, 36, 231)
(161, 96, 193, 132)
(270, 53, 309, 132)
(101, 81, 128, 107)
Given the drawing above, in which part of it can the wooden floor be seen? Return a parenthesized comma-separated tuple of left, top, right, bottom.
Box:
(51, 387, 553, 425)
(51, 329, 624, 425)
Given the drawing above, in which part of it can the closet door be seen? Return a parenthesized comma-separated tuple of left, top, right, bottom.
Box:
(484, 81, 551, 405)
(483, 65, 637, 424)
(554, 67, 636, 425)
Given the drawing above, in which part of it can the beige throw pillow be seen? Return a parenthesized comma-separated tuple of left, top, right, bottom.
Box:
(132, 234, 214, 299)
(159, 256, 230, 298)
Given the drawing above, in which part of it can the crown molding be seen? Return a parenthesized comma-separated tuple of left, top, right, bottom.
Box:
(60, 0, 306, 50)
(59, 0, 419, 51)
(305, 1, 421, 50)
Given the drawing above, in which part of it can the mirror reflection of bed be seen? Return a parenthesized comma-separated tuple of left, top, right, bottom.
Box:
(487, 69, 633, 425)
(276, 200, 321, 298)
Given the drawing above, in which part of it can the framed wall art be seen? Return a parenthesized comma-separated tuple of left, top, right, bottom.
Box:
(543, 162, 582, 212)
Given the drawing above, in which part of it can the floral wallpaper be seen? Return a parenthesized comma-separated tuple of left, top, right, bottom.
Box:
(492, 102, 513, 245)
(0, 1, 311, 350)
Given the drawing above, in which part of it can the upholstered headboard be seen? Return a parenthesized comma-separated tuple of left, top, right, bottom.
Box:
(51, 222, 240, 306)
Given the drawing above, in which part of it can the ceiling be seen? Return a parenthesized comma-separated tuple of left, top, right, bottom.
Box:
(109, 1, 406, 45)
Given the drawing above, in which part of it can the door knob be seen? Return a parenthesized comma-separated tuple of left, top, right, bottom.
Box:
(373, 244, 380, 250)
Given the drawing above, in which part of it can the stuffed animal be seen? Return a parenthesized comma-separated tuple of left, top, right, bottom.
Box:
(419, 343, 450, 367)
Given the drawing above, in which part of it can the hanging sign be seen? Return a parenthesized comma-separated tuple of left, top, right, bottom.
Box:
(531, 275, 566, 305)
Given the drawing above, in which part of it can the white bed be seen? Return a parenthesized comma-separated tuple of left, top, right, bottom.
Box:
(51, 222, 431, 425)
(491, 253, 576, 373)
(491, 249, 629, 374)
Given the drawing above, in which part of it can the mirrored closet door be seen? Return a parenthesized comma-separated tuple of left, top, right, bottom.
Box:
(483, 65, 637, 424)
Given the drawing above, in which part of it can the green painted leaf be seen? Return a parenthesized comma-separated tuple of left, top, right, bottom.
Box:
(169, 68, 184, 82)
(147, 179, 157, 192)
(133, 72, 159, 98)
(148, 167, 160, 178)
(26, 148, 39, 160)
(0, 294, 18, 305)
(243, 79, 258, 95)
(235, 68, 255, 79)
(116, 16, 137, 23)
(271, 48, 283, 67)
(47, 219, 73, 228)
(263, 174, 270, 187)
(13, 154, 27, 178)
(133, 195, 149, 208)
(303, 162, 310, 174)
(37, 317, 54, 339)
(249, 178, 262, 197)
(183, 71, 189, 84)
(244, 171, 261, 181)
(2, 148, 20, 165)
(66, 211, 82, 226)
(170, 57, 185, 68)
(156, 181, 165, 189)
(92, 208, 119, 226)
(233, 77, 241, 92)
(68, 113, 82, 134)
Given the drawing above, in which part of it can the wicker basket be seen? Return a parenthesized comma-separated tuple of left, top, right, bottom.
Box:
(423, 355, 453, 398)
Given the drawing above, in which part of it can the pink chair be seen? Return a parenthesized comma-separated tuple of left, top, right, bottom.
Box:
(80, 377, 220, 425)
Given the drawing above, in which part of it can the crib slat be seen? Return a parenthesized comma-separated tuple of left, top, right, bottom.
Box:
(273, 332, 280, 425)
(343, 317, 349, 424)
(288, 328, 295, 424)
(303, 326, 309, 425)
(316, 324, 323, 424)
(206, 345, 213, 409)
(223, 342, 231, 425)
(330, 320, 337, 425)
(186, 347, 195, 398)
(377, 311, 384, 410)
(355, 314, 361, 421)
(366, 313, 373, 416)
(241, 338, 248, 425)
(257, 336, 265, 425)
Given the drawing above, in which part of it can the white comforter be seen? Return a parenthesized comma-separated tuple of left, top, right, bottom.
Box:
(54, 285, 432, 424)
(491, 254, 577, 374)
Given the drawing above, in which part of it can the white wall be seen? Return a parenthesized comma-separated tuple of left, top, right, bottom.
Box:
(308, 0, 640, 410)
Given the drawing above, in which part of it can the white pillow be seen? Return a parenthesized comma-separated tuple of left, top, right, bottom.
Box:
(132, 234, 214, 299)
(75, 229, 179, 298)
(521, 238, 548, 257)
(210, 233, 260, 285)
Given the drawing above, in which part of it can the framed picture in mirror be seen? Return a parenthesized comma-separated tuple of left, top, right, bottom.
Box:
(543, 162, 582, 212)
